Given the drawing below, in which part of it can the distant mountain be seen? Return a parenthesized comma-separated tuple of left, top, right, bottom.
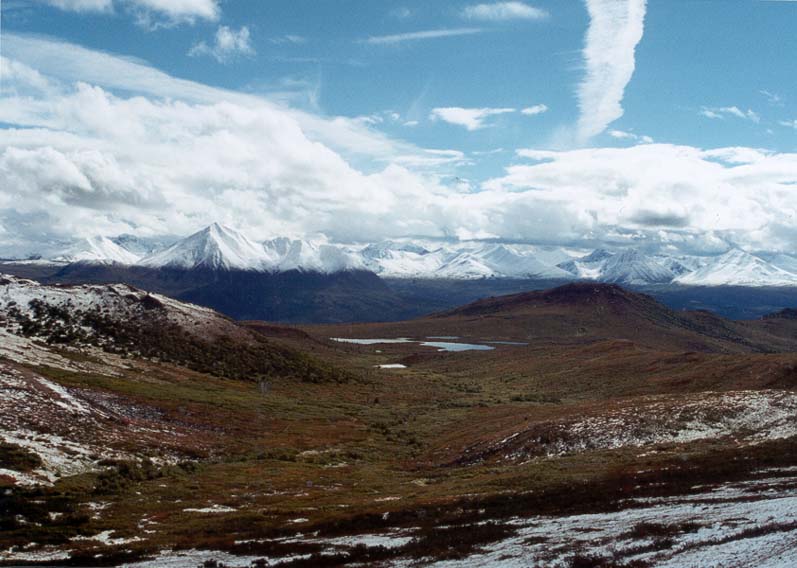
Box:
(264, 237, 362, 273)
(54, 236, 140, 265)
(360, 241, 572, 280)
(24, 224, 797, 290)
(557, 248, 613, 279)
(558, 248, 674, 285)
(437, 244, 572, 279)
(139, 223, 278, 271)
(675, 249, 797, 287)
(599, 249, 675, 285)
(111, 234, 175, 256)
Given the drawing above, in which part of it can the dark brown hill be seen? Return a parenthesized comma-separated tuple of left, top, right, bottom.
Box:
(312, 282, 797, 354)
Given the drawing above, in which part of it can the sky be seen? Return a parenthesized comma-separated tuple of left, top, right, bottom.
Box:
(0, 0, 796, 257)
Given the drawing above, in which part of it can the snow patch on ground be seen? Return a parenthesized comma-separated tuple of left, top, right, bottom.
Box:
(416, 473, 797, 567)
(465, 390, 797, 464)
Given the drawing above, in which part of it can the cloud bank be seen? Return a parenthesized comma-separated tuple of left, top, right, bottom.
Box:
(2, 34, 797, 259)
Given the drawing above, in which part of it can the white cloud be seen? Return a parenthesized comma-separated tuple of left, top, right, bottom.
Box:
(43, 0, 113, 13)
(521, 104, 548, 116)
(609, 129, 653, 143)
(42, 0, 219, 24)
(576, 0, 647, 143)
(484, 143, 797, 252)
(780, 120, 797, 129)
(700, 106, 760, 123)
(363, 28, 482, 45)
(269, 35, 306, 45)
(430, 107, 515, 130)
(760, 90, 784, 106)
(462, 2, 548, 21)
(189, 26, 255, 63)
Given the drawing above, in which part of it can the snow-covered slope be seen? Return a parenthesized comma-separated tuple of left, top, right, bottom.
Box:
(359, 241, 445, 277)
(264, 237, 362, 273)
(558, 249, 681, 285)
(443, 244, 572, 279)
(767, 253, 797, 275)
(359, 241, 573, 280)
(675, 249, 797, 287)
(599, 249, 675, 285)
(139, 223, 278, 271)
(557, 249, 614, 280)
(54, 236, 140, 265)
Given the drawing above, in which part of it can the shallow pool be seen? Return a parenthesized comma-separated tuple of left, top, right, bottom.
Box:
(331, 337, 495, 352)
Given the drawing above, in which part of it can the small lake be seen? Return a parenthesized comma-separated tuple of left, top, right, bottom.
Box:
(419, 341, 494, 352)
(331, 338, 495, 352)
(331, 338, 413, 345)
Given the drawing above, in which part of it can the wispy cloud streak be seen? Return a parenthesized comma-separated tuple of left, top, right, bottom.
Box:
(576, 0, 646, 143)
(363, 28, 482, 45)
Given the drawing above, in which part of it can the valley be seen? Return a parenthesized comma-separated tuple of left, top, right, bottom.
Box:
(2, 277, 797, 566)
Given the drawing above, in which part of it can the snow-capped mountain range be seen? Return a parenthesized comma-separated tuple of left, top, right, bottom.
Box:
(12, 223, 797, 287)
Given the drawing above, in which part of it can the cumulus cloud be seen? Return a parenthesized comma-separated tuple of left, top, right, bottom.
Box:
(462, 2, 549, 21)
(42, 0, 219, 24)
(363, 28, 482, 45)
(576, 0, 647, 143)
(521, 104, 548, 116)
(430, 107, 515, 130)
(189, 26, 255, 63)
(700, 106, 760, 123)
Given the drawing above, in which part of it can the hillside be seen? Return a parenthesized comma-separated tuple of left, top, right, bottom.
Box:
(0, 274, 348, 383)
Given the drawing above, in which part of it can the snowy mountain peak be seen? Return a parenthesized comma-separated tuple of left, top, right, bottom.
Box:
(139, 223, 277, 271)
(55, 236, 140, 265)
(581, 248, 615, 263)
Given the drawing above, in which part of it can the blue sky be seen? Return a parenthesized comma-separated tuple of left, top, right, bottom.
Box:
(1, 0, 796, 255)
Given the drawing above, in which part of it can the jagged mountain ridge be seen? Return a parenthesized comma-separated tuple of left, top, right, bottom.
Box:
(18, 223, 797, 287)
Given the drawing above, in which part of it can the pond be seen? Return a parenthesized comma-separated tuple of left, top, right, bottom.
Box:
(331, 338, 495, 352)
